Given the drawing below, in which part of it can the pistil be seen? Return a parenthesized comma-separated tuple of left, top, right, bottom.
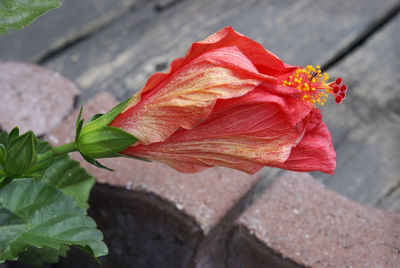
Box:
(282, 65, 347, 106)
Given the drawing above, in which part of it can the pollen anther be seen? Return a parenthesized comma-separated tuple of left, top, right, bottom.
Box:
(281, 65, 348, 107)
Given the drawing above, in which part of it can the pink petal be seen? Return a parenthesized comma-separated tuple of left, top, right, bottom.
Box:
(121, 98, 307, 174)
(269, 109, 336, 174)
(195, 27, 296, 75)
(111, 47, 274, 144)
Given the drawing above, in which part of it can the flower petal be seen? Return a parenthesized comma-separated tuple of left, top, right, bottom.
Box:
(121, 97, 308, 174)
(269, 109, 336, 174)
(111, 47, 274, 144)
(195, 26, 296, 75)
(213, 83, 313, 126)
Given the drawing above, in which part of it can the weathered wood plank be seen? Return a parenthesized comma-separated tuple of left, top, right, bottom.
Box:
(0, 0, 144, 62)
(379, 186, 400, 212)
(314, 15, 400, 206)
(42, 0, 399, 101)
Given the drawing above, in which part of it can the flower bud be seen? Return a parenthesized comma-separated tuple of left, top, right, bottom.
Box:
(5, 130, 38, 176)
(76, 98, 138, 159)
(78, 126, 137, 158)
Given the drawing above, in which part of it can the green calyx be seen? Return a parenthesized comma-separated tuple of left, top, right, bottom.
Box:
(79, 97, 132, 136)
(74, 98, 139, 169)
(78, 126, 137, 159)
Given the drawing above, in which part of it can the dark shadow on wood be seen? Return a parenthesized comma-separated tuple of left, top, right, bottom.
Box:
(36, 0, 155, 65)
(322, 1, 400, 71)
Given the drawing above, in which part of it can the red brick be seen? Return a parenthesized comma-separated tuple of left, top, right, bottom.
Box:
(228, 172, 400, 267)
(47, 92, 260, 268)
(0, 62, 80, 136)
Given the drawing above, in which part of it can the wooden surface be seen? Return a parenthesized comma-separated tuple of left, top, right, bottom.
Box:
(314, 14, 400, 207)
(1, 0, 400, 210)
(0, 0, 142, 62)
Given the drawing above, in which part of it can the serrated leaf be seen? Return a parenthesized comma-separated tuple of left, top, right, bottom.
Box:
(0, 208, 26, 261)
(0, 0, 61, 34)
(40, 155, 95, 209)
(0, 179, 108, 263)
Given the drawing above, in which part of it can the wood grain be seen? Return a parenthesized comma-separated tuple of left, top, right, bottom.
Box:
(314, 15, 400, 207)
(0, 0, 144, 62)
(41, 0, 399, 100)
(379, 186, 400, 212)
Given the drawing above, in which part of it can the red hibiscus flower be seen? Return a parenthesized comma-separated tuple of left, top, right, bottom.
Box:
(109, 27, 347, 174)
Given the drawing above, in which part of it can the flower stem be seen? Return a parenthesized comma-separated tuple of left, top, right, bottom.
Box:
(53, 142, 78, 155)
(37, 142, 78, 163)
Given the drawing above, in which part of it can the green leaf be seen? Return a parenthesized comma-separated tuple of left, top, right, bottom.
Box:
(37, 139, 51, 155)
(40, 155, 95, 209)
(0, 0, 61, 34)
(18, 245, 69, 267)
(80, 97, 132, 136)
(0, 144, 5, 166)
(0, 207, 24, 225)
(75, 105, 84, 143)
(107, 153, 151, 162)
(4, 131, 38, 176)
(87, 113, 104, 124)
(80, 152, 113, 172)
(0, 179, 108, 263)
(0, 131, 8, 146)
(8, 127, 19, 142)
(26, 139, 55, 176)
(0, 207, 26, 261)
(78, 126, 137, 158)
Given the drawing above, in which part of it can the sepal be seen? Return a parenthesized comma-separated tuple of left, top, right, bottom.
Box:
(78, 126, 137, 158)
(80, 152, 114, 171)
(75, 98, 138, 160)
(80, 97, 131, 136)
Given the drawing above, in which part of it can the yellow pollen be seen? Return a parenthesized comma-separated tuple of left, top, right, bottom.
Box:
(281, 64, 336, 107)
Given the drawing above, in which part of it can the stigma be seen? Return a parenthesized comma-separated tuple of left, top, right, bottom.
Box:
(282, 65, 347, 107)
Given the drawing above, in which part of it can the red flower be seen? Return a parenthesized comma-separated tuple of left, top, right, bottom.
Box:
(110, 27, 347, 174)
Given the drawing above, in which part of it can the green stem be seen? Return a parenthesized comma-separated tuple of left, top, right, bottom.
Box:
(53, 142, 78, 155)
(37, 142, 78, 163)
